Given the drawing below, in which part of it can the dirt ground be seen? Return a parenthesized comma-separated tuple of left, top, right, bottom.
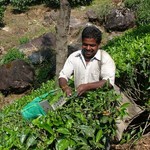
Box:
(0, 4, 150, 150)
(0, 5, 51, 52)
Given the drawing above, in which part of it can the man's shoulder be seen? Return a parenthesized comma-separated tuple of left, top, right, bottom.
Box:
(100, 49, 111, 57)
(99, 49, 114, 63)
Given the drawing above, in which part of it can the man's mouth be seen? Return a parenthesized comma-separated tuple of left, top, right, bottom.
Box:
(82, 49, 94, 58)
(84, 50, 93, 55)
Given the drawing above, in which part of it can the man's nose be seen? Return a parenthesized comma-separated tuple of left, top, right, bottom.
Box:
(87, 45, 91, 50)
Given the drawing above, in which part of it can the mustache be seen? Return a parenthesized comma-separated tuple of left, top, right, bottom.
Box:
(82, 48, 87, 55)
(82, 48, 93, 53)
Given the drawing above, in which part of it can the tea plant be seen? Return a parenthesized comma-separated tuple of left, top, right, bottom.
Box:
(103, 25, 150, 104)
(0, 80, 128, 149)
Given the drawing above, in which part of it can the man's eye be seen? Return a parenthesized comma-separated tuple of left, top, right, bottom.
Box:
(83, 44, 96, 47)
(90, 45, 96, 47)
(83, 44, 88, 46)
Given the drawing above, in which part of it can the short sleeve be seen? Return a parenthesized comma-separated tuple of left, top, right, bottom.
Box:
(101, 50, 116, 86)
(59, 55, 74, 81)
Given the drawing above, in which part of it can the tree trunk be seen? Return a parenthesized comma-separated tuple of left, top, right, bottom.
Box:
(55, 0, 71, 87)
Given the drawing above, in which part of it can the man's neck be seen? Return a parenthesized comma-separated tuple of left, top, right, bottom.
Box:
(85, 58, 90, 65)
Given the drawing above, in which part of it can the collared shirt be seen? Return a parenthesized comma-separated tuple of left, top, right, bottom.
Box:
(59, 49, 116, 88)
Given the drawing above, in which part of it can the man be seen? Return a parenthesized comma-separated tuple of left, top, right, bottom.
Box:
(58, 25, 144, 145)
(59, 25, 116, 96)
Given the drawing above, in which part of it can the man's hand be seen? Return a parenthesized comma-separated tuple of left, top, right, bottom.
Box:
(63, 86, 72, 97)
(77, 84, 89, 96)
(59, 78, 72, 97)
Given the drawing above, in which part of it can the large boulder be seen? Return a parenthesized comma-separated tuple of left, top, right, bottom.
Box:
(0, 59, 35, 96)
(86, 9, 99, 24)
(68, 43, 82, 56)
(18, 32, 56, 57)
(28, 48, 55, 65)
(17, 32, 56, 66)
(104, 8, 136, 31)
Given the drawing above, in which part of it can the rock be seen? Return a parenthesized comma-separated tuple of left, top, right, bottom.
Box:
(69, 16, 86, 30)
(43, 10, 58, 27)
(1, 26, 12, 32)
(68, 16, 87, 44)
(68, 43, 82, 56)
(86, 9, 98, 23)
(17, 32, 56, 57)
(28, 48, 55, 65)
(104, 8, 136, 31)
(0, 59, 35, 96)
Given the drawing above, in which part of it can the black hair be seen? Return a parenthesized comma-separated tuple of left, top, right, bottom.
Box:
(82, 25, 102, 44)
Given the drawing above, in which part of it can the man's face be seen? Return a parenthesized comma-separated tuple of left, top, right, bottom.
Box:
(82, 38, 100, 60)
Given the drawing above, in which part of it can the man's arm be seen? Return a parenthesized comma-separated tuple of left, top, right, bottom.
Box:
(59, 77, 72, 96)
(58, 53, 75, 96)
(77, 79, 112, 96)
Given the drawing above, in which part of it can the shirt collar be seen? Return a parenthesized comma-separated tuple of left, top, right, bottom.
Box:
(94, 50, 101, 61)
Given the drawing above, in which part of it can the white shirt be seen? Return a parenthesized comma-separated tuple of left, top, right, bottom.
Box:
(59, 49, 116, 88)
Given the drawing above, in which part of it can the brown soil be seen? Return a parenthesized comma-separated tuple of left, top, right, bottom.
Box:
(0, 4, 150, 150)
(0, 5, 51, 52)
(0, 93, 25, 109)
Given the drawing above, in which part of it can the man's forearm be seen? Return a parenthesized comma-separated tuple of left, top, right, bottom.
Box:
(59, 78, 69, 91)
(59, 77, 72, 96)
(87, 79, 112, 90)
(77, 79, 112, 96)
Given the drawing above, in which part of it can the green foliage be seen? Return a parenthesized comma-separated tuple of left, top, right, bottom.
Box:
(68, 0, 92, 6)
(103, 24, 150, 104)
(124, 0, 150, 25)
(8, 0, 92, 11)
(0, 5, 5, 25)
(43, 0, 60, 8)
(19, 36, 30, 44)
(91, 0, 114, 24)
(0, 48, 27, 65)
(0, 80, 127, 149)
(35, 61, 55, 86)
(120, 125, 144, 144)
(44, 0, 92, 8)
(10, 0, 36, 11)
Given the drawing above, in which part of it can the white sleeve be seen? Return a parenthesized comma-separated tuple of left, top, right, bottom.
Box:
(101, 51, 116, 86)
(59, 55, 74, 81)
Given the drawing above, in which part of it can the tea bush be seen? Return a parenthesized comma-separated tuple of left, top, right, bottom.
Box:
(0, 80, 127, 149)
(103, 24, 150, 105)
